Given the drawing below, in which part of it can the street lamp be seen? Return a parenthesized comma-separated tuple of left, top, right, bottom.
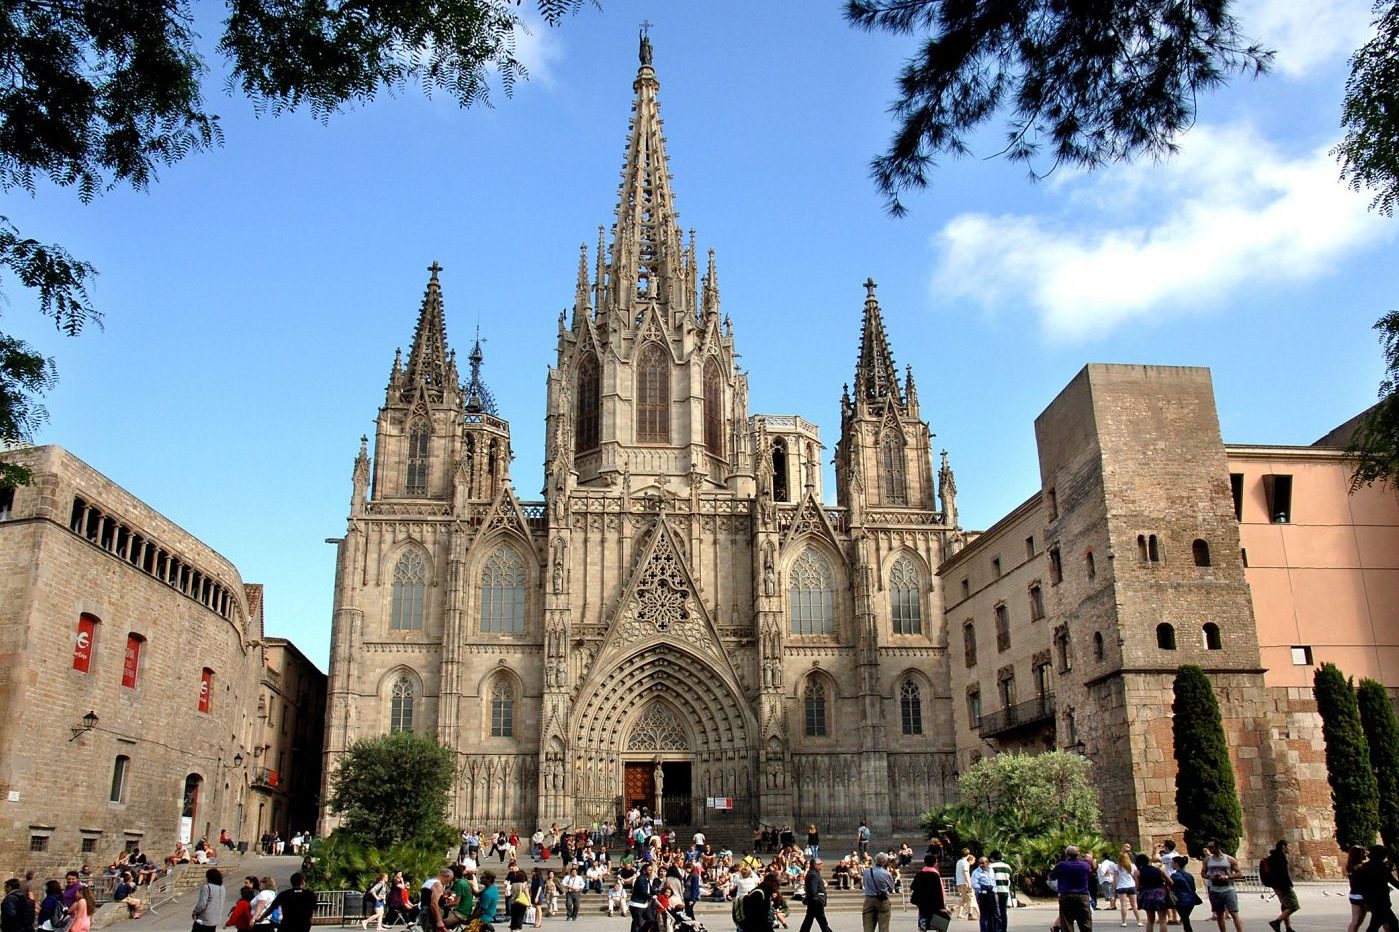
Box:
(70, 710, 98, 741)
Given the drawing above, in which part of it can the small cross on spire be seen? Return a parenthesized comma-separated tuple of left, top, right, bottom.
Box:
(864, 277, 877, 298)
(428, 260, 443, 281)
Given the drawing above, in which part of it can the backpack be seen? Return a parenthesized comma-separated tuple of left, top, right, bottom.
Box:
(1258, 857, 1274, 888)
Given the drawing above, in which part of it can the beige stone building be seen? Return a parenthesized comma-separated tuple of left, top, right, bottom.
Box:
(324, 40, 960, 838)
(943, 364, 1399, 875)
(0, 445, 323, 872)
(250, 635, 327, 844)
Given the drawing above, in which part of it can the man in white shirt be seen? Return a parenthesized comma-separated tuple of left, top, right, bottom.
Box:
(561, 867, 586, 921)
(693, 831, 705, 850)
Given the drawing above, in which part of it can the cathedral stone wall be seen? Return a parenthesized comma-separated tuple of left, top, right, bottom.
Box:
(323, 44, 959, 841)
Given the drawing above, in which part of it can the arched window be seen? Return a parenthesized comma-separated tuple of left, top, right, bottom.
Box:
(110, 755, 129, 803)
(900, 678, 924, 735)
(1192, 539, 1211, 567)
(803, 678, 828, 737)
(198, 667, 214, 712)
(121, 633, 145, 688)
(73, 613, 99, 674)
(575, 353, 600, 454)
(406, 419, 430, 494)
(772, 439, 789, 502)
(890, 556, 922, 635)
(1086, 550, 1096, 580)
(789, 548, 835, 636)
(480, 545, 526, 633)
(389, 676, 415, 732)
(1148, 534, 1162, 562)
(1093, 631, 1105, 661)
(1202, 622, 1222, 651)
(1156, 623, 1177, 650)
(704, 359, 724, 457)
(390, 550, 427, 630)
(882, 431, 907, 505)
(490, 676, 515, 737)
(636, 343, 670, 443)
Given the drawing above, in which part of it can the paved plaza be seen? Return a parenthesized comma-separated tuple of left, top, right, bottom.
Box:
(123, 856, 1357, 932)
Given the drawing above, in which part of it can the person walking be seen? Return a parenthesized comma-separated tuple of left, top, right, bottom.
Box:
(798, 860, 833, 932)
(1113, 847, 1140, 928)
(1264, 841, 1298, 932)
(1049, 846, 1093, 932)
(67, 886, 93, 932)
(683, 864, 702, 921)
(1097, 858, 1117, 914)
(193, 869, 227, 932)
(970, 856, 997, 932)
(1133, 854, 1168, 932)
(857, 823, 871, 860)
(861, 853, 897, 932)
(909, 854, 950, 932)
(1346, 846, 1371, 932)
(988, 852, 1011, 932)
(1201, 840, 1242, 932)
(261, 873, 315, 932)
(1353, 845, 1399, 932)
(955, 851, 978, 922)
(628, 863, 657, 932)
(739, 874, 781, 932)
(363, 873, 389, 931)
(562, 867, 584, 922)
(1169, 856, 1201, 932)
(806, 827, 821, 862)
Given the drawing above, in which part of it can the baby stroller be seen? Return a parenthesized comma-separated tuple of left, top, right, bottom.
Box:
(666, 904, 707, 932)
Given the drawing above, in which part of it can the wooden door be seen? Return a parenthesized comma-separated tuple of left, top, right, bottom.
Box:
(624, 762, 655, 811)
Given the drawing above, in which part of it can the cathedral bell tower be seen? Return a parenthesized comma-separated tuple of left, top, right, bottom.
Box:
(546, 33, 753, 497)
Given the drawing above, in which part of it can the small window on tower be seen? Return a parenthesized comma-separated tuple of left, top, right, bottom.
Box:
(772, 439, 789, 503)
(0, 485, 14, 521)
(1290, 645, 1313, 666)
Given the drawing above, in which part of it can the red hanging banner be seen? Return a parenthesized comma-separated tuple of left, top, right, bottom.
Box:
(121, 635, 141, 688)
(199, 668, 212, 713)
(73, 615, 96, 673)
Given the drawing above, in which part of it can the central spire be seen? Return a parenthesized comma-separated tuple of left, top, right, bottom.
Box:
(606, 30, 686, 317)
(403, 261, 453, 401)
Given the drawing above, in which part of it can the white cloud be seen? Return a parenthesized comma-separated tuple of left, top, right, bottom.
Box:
(1237, 0, 1374, 78)
(510, 13, 565, 87)
(932, 124, 1393, 341)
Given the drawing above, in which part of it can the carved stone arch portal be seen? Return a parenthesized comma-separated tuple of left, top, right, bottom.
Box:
(625, 699, 691, 752)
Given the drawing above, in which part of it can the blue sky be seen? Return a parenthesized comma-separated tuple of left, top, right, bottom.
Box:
(6, 0, 1395, 669)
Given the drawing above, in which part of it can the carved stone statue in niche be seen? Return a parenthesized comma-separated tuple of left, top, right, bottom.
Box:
(758, 489, 775, 529)
(762, 552, 776, 597)
(552, 539, 566, 593)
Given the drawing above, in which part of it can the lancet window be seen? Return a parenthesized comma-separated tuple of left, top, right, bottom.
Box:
(490, 676, 515, 737)
(576, 353, 600, 454)
(390, 550, 427, 630)
(406, 419, 430, 494)
(803, 678, 828, 737)
(637, 343, 670, 443)
(480, 545, 526, 633)
(389, 676, 415, 733)
(900, 678, 924, 735)
(882, 431, 907, 505)
(789, 547, 835, 636)
(703, 359, 723, 457)
(891, 555, 922, 635)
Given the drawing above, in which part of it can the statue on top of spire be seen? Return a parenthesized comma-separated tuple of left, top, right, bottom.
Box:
(639, 22, 653, 65)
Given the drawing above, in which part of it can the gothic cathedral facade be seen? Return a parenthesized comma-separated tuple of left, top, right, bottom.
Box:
(324, 41, 961, 838)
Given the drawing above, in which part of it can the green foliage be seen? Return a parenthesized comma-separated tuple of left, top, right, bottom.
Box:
(1346, 311, 1399, 491)
(1334, 0, 1399, 217)
(1171, 665, 1243, 857)
(845, 0, 1272, 215)
(919, 751, 1107, 889)
(1356, 678, 1399, 849)
(0, 0, 588, 466)
(328, 730, 456, 849)
(1313, 663, 1381, 848)
(305, 827, 455, 892)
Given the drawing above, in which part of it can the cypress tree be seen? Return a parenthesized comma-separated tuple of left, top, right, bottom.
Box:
(1172, 664, 1243, 856)
(1313, 663, 1380, 848)
(1356, 678, 1399, 849)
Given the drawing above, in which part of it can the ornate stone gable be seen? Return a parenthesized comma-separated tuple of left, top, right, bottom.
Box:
(593, 517, 735, 669)
(779, 489, 843, 556)
(476, 483, 533, 541)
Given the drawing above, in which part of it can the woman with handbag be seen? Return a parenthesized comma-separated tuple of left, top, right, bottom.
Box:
(506, 864, 530, 932)
(909, 855, 950, 932)
(1134, 854, 1169, 932)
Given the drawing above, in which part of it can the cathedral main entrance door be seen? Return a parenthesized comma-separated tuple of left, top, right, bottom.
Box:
(624, 762, 654, 813)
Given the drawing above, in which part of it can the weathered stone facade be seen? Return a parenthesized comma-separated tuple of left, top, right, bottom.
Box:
(0, 446, 323, 873)
(323, 43, 959, 838)
(943, 364, 1399, 876)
